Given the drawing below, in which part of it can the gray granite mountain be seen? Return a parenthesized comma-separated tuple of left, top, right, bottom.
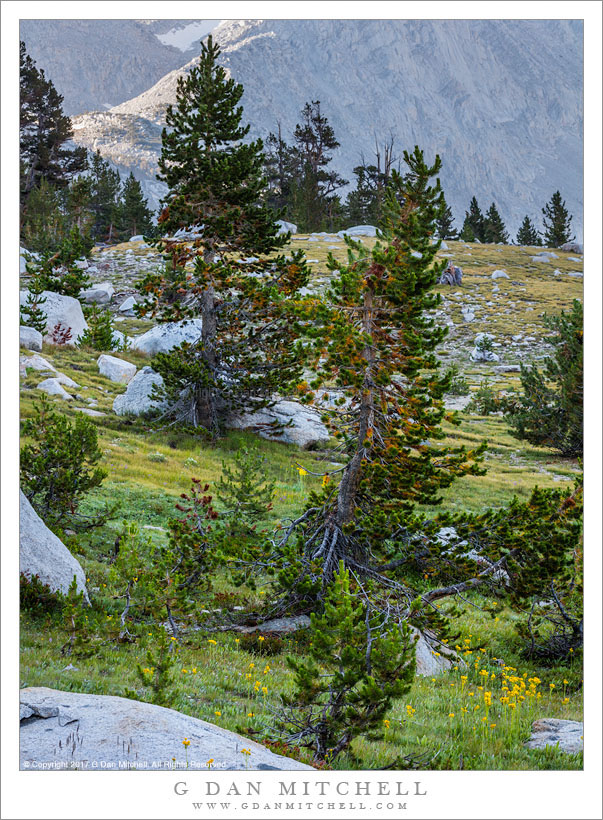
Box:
(65, 19, 582, 238)
(19, 19, 219, 115)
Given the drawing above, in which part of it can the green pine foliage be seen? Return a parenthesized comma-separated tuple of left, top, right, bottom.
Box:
(460, 196, 485, 242)
(138, 35, 311, 437)
(435, 198, 459, 240)
(516, 215, 542, 246)
(20, 396, 107, 524)
(30, 225, 93, 297)
(274, 147, 486, 601)
(19, 41, 87, 202)
(78, 304, 118, 351)
(541, 191, 574, 247)
(504, 299, 583, 457)
(215, 447, 275, 520)
(89, 150, 121, 242)
(117, 172, 155, 240)
(19, 260, 47, 333)
(483, 202, 509, 243)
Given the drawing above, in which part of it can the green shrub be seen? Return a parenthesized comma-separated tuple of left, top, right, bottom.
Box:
(20, 396, 107, 524)
(445, 364, 470, 396)
(468, 379, 502, 415)
(78, 304, 118, 350)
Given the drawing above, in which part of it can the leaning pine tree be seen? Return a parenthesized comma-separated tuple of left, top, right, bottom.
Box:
(137, 35, 311, 436)
(273, 147, 486, 607)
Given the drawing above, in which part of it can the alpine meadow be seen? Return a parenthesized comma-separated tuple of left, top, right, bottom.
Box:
(17, 19, 586, 778)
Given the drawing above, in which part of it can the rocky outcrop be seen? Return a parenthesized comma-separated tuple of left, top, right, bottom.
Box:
(338, 225, 377, 237)
(19, 492, 89, 603)
(19, 290, 88, 347)
(560, 242, 583, 253)
(97, 354, 137, 384)
(113, 366, 166, 416)
(131, 319, 203, 356)
(276, 220, 297, 235)
(19, 327, 43, 352)
(525, 719, 583, 754)
(227, 400, 330, 449)
(19, 687, 312, 770)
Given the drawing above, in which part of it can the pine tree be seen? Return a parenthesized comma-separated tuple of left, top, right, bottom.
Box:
(541, 191, 574, 247)
(19, 260, 47, 333)
(117, 172, 155, 240)
(504, 300, 583, 457)
(19, 41, 87, 202)
(137, 35, 311, 436)
(435, 196, 458, 239)
(289, 101, 348, 232)
(461, 196, 485, 242)
(344, 136, 399, 227)
(516, 215, 542, 246)
(20, 177, 65, 254)
(277, 562, 416, 763)
(89, 150, 121, 242)
(483, 202, 509, 244)
(274, 147, 485, 599)
(78, 305, 118, 350)
(264, 123, 298, 216)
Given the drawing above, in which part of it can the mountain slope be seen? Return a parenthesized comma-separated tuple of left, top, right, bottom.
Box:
(19, 19, 218, 114)
(69, 19, 583, 237)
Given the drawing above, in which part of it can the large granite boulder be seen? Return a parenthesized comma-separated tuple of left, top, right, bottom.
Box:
(79, 281, 115, 305)
(276, 219, 297, 235)
(19, 353, 56, 378)
(19, 290, 88, 347)
(131, 319, 203, 356)
(36, 378, 74, 401)
(525, 719, 583, 754)
(19, 688, 312, 771)
(19, 491, 89, 603)
(113, 366, 166, 416)
(337, 224, 377, 237)
(560, 242, 583, 254)
(19, 326, 43, 352)
(97, 354, 137, 384)
(227, 399, 330, 449)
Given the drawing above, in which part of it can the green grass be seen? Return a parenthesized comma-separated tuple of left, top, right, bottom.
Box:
(19, 236, 583, 770)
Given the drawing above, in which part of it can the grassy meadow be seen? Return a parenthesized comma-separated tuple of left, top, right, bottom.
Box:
(19, 236, 583, 770)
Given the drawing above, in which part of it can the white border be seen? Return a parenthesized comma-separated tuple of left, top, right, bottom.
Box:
(2, 3, 601, 819)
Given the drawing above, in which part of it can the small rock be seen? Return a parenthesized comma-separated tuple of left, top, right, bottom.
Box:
(74, 408, 106, 417)
(97, 353, 137, 384)
(79, 281, 115, 305)
(567, 256, 582, 263)
(119, 295, 138, 315)
(36, 378, 73, 401)
(525, 719, 583, 754)
(337, 225, 377, 237)
(276, 220, 297, 236)
(491, 270, 509, 280)
(19, 326, 43, 352)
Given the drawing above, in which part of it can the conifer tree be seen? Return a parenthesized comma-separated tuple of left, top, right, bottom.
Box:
(20, 178, 65, 254)
(461, 196, 485, 242)
(117, 172, 155, 240)
(483, 202, 509, 243)
(89, 150, 121, 242)
(137, 35, 311, 436)
(541, 191, 574, 247)
(504, 300, 582, 457)
(516, 215, 542, 246)
(19, 261, 47, 333)
(274, 147, 485, 599)
(19, 41, 86, 201)
(435, 196, 458, 239)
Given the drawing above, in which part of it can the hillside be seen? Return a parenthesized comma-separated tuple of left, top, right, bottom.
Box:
(69, 19, 583, 237)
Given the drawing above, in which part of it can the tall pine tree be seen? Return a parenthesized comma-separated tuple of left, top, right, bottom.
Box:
(516, 215, 542, 246)
(483, 202, 509, 243)
(460, 196, 485, 242)
(435, 195, 458, 239)
(137, 35, 310, 437)
(89, 150, 121, 243)
(274, 147, 485, 600)
(541, 191, 574, 247)
(117, 173, 155, 240)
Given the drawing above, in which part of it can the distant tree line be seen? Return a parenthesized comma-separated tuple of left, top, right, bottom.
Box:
(20, 41, 155, 255)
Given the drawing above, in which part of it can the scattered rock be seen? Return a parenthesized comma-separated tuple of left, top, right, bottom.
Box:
(79, 281, 115, 305)
(74, 408, 106, 417)
(118, 295, 138, 315)
(129, 234, 144, 242)
(113, 367, 167, 416)
(566, 256, 582, 263)
(337, 224, 377, 237)
(19, 326, 43, 352)
(53, 372, 79, 389)
(413, 628, 465, 676)
(19, 687, 312, 770)
(525, 719, 583, 754)
(73, 258, 88, 270)
(493, 364, 521, 373)
(131, 319, 203, 356)
(491, 270, 509, 280)
(97, 354, 137, 384)
(19, 492, 89, 603)
(228, 399, 330, 449)
(19, 353, 57, 376)
(19, 290, 88, 347)
(228, 615, 311, 635)
(560, 242, 583, 254)
(36, 378, 73, 401)
(275, 220, 297, 235)
(470, 333, 500, 363)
